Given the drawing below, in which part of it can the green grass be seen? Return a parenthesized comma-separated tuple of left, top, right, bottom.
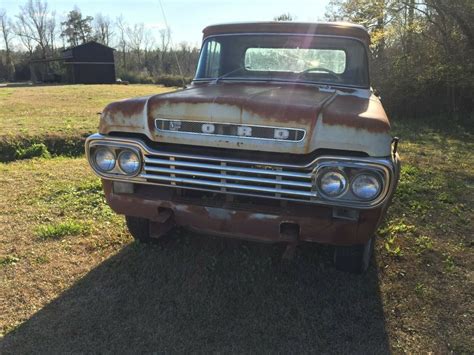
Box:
(0, 255, 20, 267)
(36, 220, 91, 240)
(0, 116, 472, 352)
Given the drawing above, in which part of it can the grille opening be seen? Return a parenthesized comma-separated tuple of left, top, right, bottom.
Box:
(143, 151, 315, 201)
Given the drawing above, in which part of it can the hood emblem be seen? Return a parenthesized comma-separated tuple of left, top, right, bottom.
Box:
(155, 119, 306, 142)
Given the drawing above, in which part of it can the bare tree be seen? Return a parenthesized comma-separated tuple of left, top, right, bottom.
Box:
(0, 10, 15, 80)
(127, 23, 145, 65)
(46, 10, 56, 51)
(94, 13, 113, 46)
(116, 15, 128, 70)
(158, 27, 170, 73)
(15, 0, 54, 58)
(159, 27, 170, 53)
(143, 28, 155, 65)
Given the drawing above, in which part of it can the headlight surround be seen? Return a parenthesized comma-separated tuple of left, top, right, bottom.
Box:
(351, 173, 382, 200)
(317, 169, 348, 198)
(94, 147, 116, 172)
(118, 150, 141, 175)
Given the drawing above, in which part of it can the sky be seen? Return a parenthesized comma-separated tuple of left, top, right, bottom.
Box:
(1, 0, 330, 48)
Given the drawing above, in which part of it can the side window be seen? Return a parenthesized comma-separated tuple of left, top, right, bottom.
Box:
(204, 40, 221, 77)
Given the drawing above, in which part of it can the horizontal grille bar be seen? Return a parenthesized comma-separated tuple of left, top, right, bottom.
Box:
(144, 157, 311, 179)
(144, 166, 313, 188)
(141, 174, 315, 198)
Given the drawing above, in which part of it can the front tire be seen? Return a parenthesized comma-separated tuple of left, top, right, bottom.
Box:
(125, 216, 153, 243)
(333, 237, 374, 274)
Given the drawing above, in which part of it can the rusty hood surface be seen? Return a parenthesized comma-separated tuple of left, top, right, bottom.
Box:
(99, 82, 392, 157)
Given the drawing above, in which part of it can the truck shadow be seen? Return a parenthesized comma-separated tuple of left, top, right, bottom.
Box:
(1, 231, 390, 353)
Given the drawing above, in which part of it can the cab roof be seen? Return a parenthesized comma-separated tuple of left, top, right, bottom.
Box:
(202, 21, 370, 46)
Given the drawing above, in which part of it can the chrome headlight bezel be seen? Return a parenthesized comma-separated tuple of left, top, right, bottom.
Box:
(93, 147, 116, 172)
(351, 172, 383, 200)
(88, 143, 142, 178)
(312, 160, 388, 206)
(118, 149, 141, 176)
(316, 168, 349, 198)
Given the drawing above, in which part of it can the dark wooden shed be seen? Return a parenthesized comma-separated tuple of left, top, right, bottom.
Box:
(62, 41, 116, 84)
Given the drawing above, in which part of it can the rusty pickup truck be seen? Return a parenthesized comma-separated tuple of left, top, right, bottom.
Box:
(86, 22, 400, 273)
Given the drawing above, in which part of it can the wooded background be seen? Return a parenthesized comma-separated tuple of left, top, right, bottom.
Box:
(1, 0, 473, 118)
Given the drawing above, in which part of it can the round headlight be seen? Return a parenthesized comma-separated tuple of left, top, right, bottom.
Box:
(351, 174, 381, 200)
(118, 150, 141, 175)
(318, 170, 347, 197)
(94, 148, 115, 172)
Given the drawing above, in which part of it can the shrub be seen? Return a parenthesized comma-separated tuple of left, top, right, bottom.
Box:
(15, 143, 51, 160)
(119, 71, 155, 84)
(155, 75, 192, 87)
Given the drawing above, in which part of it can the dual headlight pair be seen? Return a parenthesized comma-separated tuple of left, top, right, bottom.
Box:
(315, 168, 382, 201)
(93, 147, 141, 175)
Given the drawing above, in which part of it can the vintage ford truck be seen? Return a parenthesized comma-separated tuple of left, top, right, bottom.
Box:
(86, 22, 400, 273)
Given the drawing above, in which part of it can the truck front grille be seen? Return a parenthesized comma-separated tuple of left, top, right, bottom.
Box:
(142, 151, 315, 201)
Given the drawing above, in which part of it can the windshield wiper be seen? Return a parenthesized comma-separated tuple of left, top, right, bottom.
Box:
(213, 66, 246, 84)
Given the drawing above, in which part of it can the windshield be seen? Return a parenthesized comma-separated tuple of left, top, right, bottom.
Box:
(195, 34, 369, 88)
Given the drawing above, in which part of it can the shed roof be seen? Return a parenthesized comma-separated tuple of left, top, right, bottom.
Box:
(202, 22, 370, 45)
(62, 40, 115, 52)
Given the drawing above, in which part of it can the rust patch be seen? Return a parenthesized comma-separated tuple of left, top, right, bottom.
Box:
(103, 97, 148, 117)
(147, 82, 333, 125)
(103, 181, 383, 246)
(100, 96, 150, 134)
(202, 22, 370, 46)
(322, 95, 391, 133)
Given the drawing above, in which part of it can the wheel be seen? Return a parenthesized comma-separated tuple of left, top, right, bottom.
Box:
(333, 237, 374, 274)
(125, 216, 154, 243)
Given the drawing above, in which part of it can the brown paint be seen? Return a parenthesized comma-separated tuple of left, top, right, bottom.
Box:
(100, 82, 389, 138)
(103, 181, 384, 246)
(103, 97, 148, 117)
(99, 96, 150, 133)
(322, 94, 391, 133)
(202, 22, 370, 46)
(147, 82, 333, 124)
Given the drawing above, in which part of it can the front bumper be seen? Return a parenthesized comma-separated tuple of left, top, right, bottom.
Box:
(103, 180, 387, 246)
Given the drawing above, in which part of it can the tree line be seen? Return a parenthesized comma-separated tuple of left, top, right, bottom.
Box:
(0, 0, 199, 84)
(1, 1, 473, 118)
(326, 0, 474, 117)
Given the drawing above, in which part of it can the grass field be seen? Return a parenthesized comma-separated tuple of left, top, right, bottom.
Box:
(0, 84, 170, 137)
(0, 85, 473, 352)
(0, 84, 173, 161)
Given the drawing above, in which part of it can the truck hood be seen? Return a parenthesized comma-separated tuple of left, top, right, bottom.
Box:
(100, 82, 392, 157)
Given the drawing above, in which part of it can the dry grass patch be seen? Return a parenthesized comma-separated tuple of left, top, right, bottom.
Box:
(0, 84, 171, 138)
(0, 84, 174, 161)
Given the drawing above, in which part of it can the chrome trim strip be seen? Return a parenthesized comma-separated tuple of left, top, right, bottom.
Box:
(85, 134, 397, 209)
(144, 157, 311, 179)
(144, 165, 313, 188)
(154, 118, 306, 143)
(142, 174, 315, 198)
